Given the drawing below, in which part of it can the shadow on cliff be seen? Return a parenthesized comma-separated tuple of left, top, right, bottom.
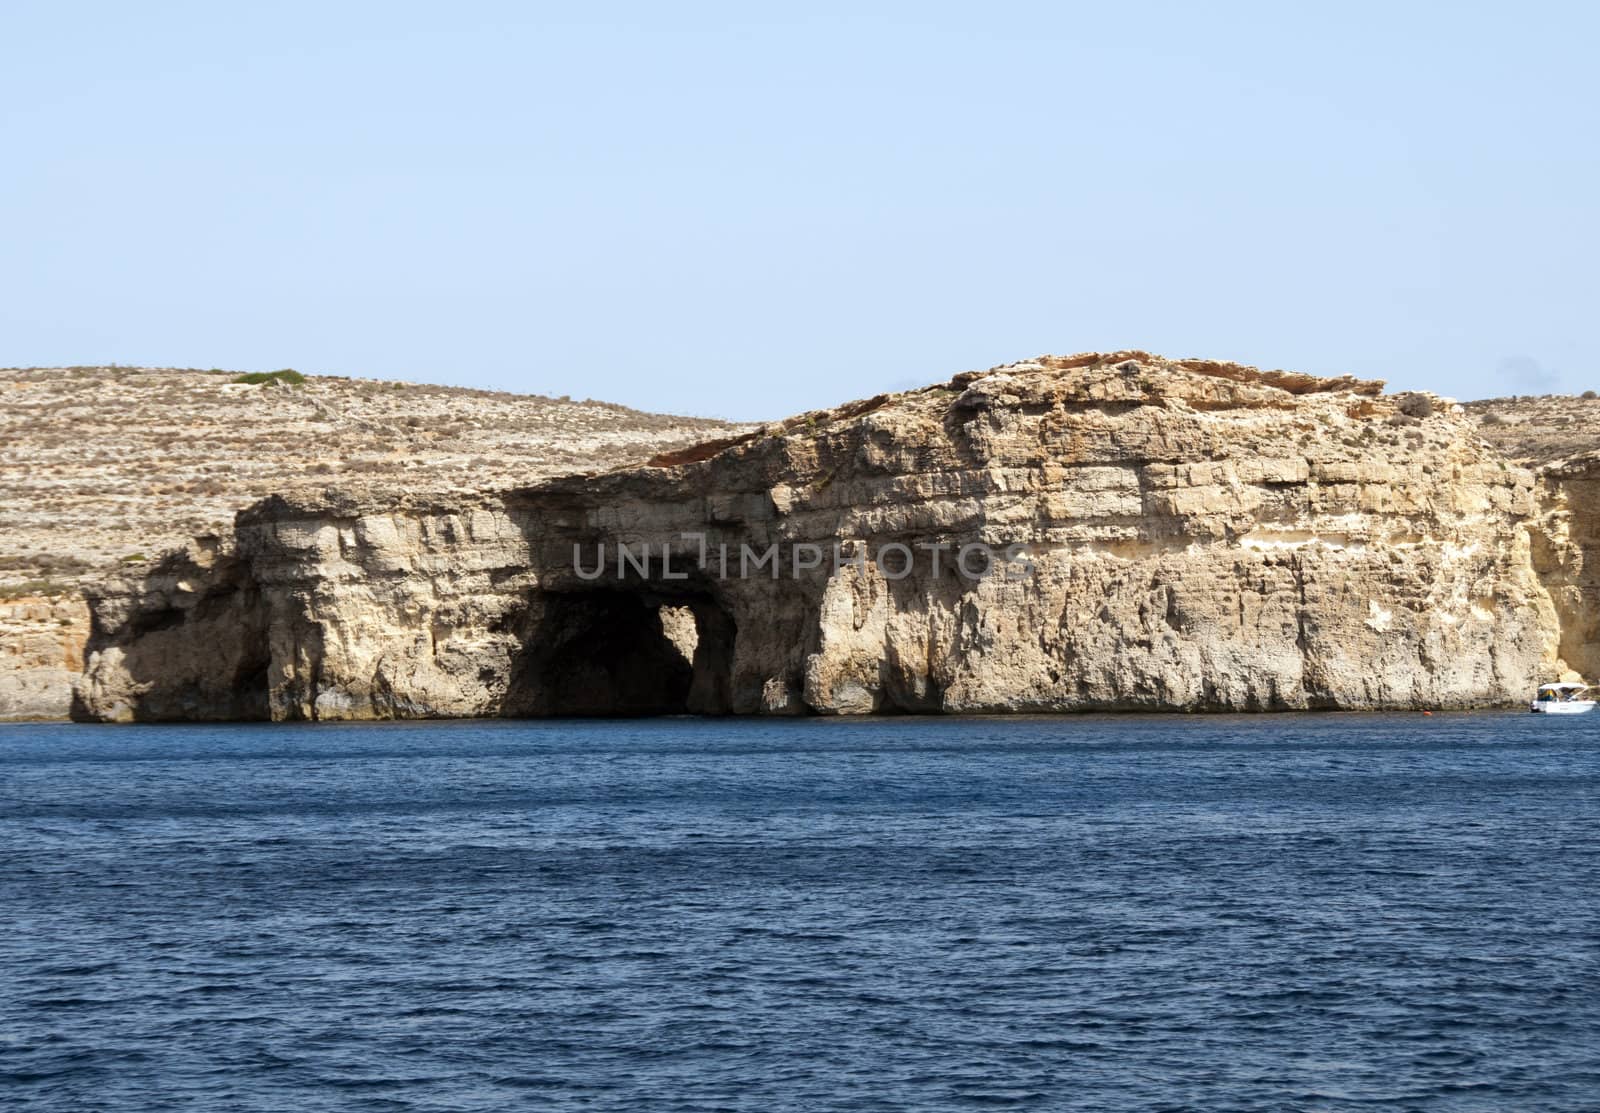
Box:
(71, 546, 270, 721)
(501, 581, 739, 717)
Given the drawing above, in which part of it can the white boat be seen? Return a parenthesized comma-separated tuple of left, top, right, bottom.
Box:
(1529, 682, 1596, 714)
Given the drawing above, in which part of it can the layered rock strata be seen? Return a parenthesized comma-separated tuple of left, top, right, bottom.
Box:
(77, 352, 1578, 720)
(0, 595, 89, 720)
(0, 364, 747, 720)
(1527, 452, 1600, 682)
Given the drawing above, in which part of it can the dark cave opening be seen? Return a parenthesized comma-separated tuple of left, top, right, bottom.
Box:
(506, 589, 738, 717)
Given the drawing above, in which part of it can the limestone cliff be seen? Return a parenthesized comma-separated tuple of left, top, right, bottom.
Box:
(76, 352, 1579, 720)
(0, 595, 88, 720)
(1526, 452, 1600, 682)
(0, 364, 747, 720)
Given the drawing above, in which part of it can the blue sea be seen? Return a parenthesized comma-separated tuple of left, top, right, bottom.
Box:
(3, 714, 1599, 1112)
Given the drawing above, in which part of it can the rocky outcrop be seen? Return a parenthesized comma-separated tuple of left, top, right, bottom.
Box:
(75, 537, 270, 722)
(1527, 452, 1600, 683)
(76, 352, 1582, 720)
(0, 595, 88, 720)
(0, 363, 749, 721)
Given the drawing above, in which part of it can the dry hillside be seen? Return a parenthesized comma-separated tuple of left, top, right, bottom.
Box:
(1462, 393, 1600, 466)
(0, 365, 745, 588)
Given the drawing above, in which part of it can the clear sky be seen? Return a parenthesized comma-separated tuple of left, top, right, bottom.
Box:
(3, 1, 1595, 419)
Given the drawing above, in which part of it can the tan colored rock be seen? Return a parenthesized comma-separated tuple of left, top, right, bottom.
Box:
(0, 364, 750, 719)
(77, 352, 1576, 719)
(0, 595, 89, 720)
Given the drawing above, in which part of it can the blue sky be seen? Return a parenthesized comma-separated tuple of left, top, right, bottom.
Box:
(2, 1, 1595, 419)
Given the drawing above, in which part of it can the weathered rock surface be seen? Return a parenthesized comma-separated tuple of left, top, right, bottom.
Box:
(1526, 452, 1600, 683)
(0, 595, 89, 720)
(75, 351, 1589, 720)
(0, 364, 748, 720)
(1465, 393, 1600, 466)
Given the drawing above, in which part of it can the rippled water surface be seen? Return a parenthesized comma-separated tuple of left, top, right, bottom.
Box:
(3, 714, 1600, 1111)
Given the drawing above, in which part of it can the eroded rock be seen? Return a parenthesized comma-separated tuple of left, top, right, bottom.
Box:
(75, 352, 1586, 719)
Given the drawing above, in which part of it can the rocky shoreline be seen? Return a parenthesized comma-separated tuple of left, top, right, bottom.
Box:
(62, 352, 1600, 720)
(0, 364, 748, 721)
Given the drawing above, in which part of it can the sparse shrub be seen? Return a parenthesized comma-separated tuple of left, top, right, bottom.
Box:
(234, 369, 306, 386)
(1395, 393, 1433, 419)
(0, 579, 67, 599)
(1584, 390, 1598, 400)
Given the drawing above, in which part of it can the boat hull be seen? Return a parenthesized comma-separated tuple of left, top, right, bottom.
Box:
(1529, 700, 1597, 714)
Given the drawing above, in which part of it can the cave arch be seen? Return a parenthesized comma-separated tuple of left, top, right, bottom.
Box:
(504, 588, 737, 716)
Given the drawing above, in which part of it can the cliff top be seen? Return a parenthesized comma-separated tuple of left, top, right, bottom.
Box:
(0, 365, 749, 593)
(637, 352, 1600, 485)
(10, 354, 1600, 592)
(237, 350, 1508, 517)
(631, 350, 1413, 476)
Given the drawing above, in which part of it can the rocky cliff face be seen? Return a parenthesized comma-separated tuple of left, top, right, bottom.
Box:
(76, 352, 1582, 720)
(0, 595, 88, 720)
(1526, 453, 1600, 683)
(0, 364, 748, 720)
